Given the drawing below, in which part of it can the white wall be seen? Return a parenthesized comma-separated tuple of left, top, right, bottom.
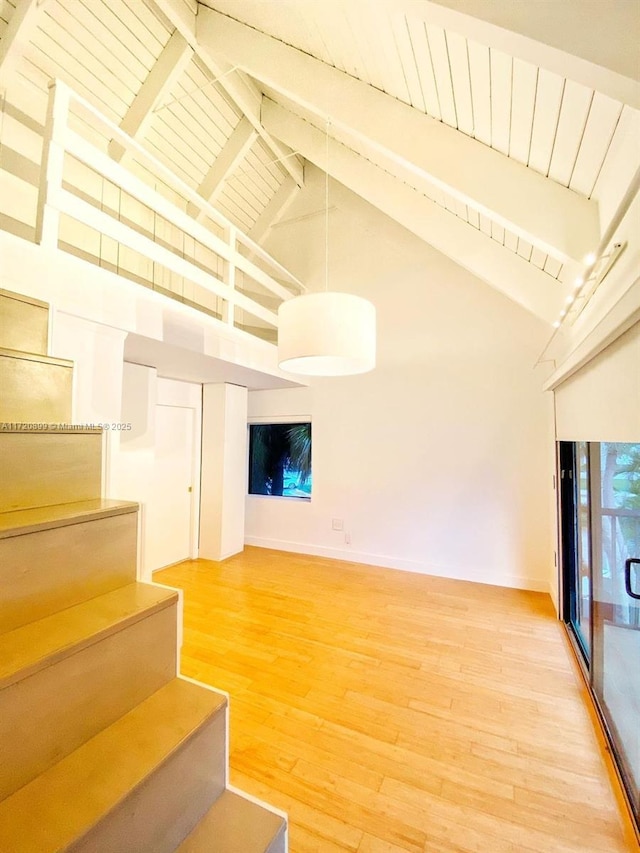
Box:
(115, 364, 202, 580)
(200, 383, 249, 561)
(246, 170, 556, 591)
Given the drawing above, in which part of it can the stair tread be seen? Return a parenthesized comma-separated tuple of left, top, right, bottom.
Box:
(0, 345, 73, 367)
(0, 581, 178, 688)
(0, 678, 227, 853)
(178, 790, 286, 853)
(0, 497, 138, 539)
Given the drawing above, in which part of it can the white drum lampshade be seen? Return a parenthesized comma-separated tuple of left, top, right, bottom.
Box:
(278, 292, 376, 376)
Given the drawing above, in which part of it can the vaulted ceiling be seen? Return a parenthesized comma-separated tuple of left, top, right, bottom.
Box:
(1, 0, 639, 325)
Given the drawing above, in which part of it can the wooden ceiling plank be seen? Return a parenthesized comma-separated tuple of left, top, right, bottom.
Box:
(352, 5, 406, 100)
(143, 126, 200, 187)
(226, 173, 266, 216)
(490, 221, 505, 245)
(54, 0, 148, 88)
(548, 80, 593, 187)
(241, 150, 281, 198)
(0, 0, 45, 86)
(425, 24, 457, 127)
(121, 0, 169, 46)
(34, 8, 136, 108)
(150, 113, 209, 179)
(180, 62, 240, 144)
(199, 10, 600, 263)
(543, 255, 562, 278)
(405, 14, 440, 119)
(217, 185, 254, 231)
(389, 13, 426, 111)
(24, 39, 123, 121)
(466, 207, 480, 229)
(509, 58, 537, 165)
(262, 98, 566, 323)
(445, 31, 473, 135)
(569, 92, 622, 197)
(530, 246, 547, 269)
(478, 213, 491, 236)
(467, 39, 490, 145)
(155, 96, 226, 164)
(489, 48, 512, 155)
(108, 29, 193, 162)
(516, 237, 533, 261)
(151, 0, 304, 187)
(188, 115, 257, 215)
(503, 229, 518, 253)
(341, 2, 383, 93)
(83, 0, 161, 70)
(528, 68, 564, 176)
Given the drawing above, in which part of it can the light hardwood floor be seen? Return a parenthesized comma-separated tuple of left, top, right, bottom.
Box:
(156, 548, 637, 853)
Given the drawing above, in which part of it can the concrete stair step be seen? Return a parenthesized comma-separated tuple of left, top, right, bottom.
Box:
(178, 789, 287, 853)
(0, 678, 228, 853)
(0, 346, 73, 423)
(0, 428, 102, 513)
(0, 582, 179, 800)
(0, 498, 139, 632)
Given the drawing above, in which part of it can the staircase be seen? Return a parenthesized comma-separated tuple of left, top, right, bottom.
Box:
(0, 288, 287, 852)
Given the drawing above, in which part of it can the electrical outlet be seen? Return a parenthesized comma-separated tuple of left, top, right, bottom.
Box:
(332, 518, 344, 531)
(345, 532, 351, 545)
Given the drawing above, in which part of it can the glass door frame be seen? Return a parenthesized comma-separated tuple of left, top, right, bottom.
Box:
(558, 440, 640, 835)
(558, 441, 592, 667)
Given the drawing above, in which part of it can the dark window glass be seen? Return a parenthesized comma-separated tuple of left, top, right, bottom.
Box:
(248, 423, 312, 499)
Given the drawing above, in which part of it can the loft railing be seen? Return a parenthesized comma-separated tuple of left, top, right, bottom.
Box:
(34, 79, 304, 343)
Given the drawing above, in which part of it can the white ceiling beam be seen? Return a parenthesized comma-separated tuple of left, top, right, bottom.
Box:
(148, 0, 304, 187)
(0, 0, 47, 86)
(197, 8, 601, 265)
(263, 98, 567, 324)
(187, 116, 257, 218)
(384, 0, 640, 109)
(249, 175, 298, 245)
(108, 30, 193, 162)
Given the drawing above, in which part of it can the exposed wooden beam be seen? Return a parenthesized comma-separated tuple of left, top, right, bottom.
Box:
(148, 0, 304, 187)
(0, 0, 46, 86)
(187, 116, 257, 218)
(197, 8, 601, 265)
(263, 98, 567, 324)
(248, 175, 298, 244)
(108, 30, 193, 161)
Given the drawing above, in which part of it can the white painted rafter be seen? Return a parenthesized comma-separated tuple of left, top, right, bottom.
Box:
(262, 98, 568, 324)
(197, 8, 601, 265)
(148, 0, 304, 188)
(0, 0, 47, 86)
(187, 116, 257, 218)
(108, 29, 193, 162)
(249, 175, 299, 244)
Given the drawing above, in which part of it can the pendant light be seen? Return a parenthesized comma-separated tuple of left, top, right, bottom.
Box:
(277, 119, 376, 377)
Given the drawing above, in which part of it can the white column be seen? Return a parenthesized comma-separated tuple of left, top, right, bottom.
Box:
(200, 382, 248, 561)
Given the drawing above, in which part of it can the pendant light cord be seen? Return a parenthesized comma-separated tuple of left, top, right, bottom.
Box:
(325, 117, 329, 293)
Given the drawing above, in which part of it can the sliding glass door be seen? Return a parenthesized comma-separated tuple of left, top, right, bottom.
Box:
(560, 441, 640, 825)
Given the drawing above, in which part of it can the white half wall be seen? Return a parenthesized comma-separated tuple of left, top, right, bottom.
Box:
(246, 169, 556, 591)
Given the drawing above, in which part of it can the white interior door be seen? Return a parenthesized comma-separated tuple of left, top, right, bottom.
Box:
(145, 404, 194, 572)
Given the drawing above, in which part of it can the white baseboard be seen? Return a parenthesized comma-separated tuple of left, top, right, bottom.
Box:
(244, 535, 549, 593)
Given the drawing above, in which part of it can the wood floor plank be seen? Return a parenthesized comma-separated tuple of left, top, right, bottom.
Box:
(156, 549, 636, 853)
